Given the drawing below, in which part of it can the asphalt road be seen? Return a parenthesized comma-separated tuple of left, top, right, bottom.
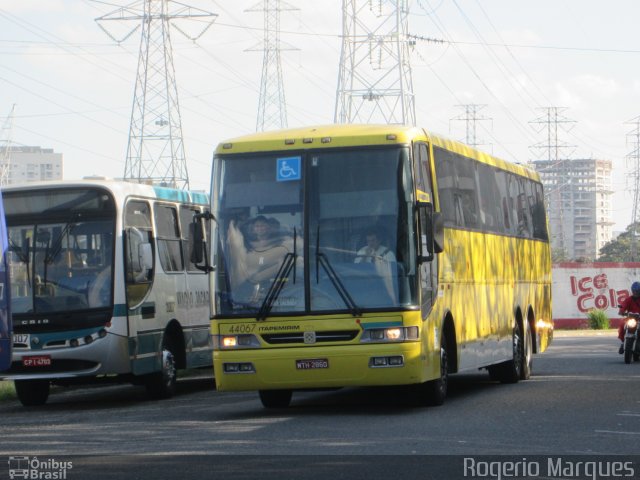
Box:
(0, 330, 638, 479)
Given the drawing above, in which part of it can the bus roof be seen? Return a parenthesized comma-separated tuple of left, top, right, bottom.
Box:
(215, 124, 425, 153)
(1, 179, 209, 206)
(215, 124, 540, 182)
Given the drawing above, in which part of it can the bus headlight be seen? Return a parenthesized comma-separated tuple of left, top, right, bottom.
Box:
(361, 326, 418, 343)
(214, 334, 261, 349)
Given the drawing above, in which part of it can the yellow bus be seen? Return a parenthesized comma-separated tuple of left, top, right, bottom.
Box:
(195, 124, 553, 408)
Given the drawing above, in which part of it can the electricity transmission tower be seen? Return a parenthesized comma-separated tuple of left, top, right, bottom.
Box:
(529, 107, 576, 260)
(625, 116, 640, 260)
(246, 0, 297, 132)
(0, 105, 15, 187)
(450, 104, 491, 149)
(529, 107, 576, 163)
(96, 1, 217, 189)
(335, 0, 416, 125)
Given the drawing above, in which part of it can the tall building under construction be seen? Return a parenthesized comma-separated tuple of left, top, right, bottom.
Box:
(532, 158, 613, 261)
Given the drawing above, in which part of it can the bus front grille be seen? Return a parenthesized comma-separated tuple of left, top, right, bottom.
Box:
(261, 330, 360, 344)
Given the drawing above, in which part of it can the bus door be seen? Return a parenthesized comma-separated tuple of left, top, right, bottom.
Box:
(414, 142, 438, 318)
(0, 190, 9, 371)
(123, 199, 155, 374)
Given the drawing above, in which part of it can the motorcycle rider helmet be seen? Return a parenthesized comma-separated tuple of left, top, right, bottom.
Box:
(632, 281, 640, 296)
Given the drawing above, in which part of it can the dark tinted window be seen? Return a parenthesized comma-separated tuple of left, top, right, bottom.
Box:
(434, 146, 548, 240)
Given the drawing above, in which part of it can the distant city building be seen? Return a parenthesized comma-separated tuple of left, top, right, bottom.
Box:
(533, 158, 613, 261)
(0, 146, 62, 185)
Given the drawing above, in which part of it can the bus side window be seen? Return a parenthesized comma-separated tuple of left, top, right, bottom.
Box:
(124, 200, 154, 307)
(155, 204, 183, 272)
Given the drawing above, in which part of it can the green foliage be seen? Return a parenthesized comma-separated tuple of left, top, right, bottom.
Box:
(0, 381, 15, 401)
(598, 222, 640, 262)
(552, 247, 569, 263)
(587, 309, 610, 330)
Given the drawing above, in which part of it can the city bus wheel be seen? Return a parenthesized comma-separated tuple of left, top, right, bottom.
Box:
(145, 342, 177, 400)
(497, 322, 523, 383)
(520, 323, 533, 380)
(259, 389, 292, 408)
(15, 379, 50, 407)
(410, 334, 448, 407)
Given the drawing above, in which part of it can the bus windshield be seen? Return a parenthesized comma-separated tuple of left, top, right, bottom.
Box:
(4, 188, 116, 315)
(214, 146, 418, 317)
(8, 220, 114, 314)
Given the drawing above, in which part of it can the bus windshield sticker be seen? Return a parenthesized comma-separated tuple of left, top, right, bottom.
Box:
(276, 156, 301, 182)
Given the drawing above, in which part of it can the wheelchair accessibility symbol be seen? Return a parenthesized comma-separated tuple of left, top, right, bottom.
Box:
(276, 156, 301, 182)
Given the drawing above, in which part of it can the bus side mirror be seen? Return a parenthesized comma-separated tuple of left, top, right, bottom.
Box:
(418, 203, 444, 263)
(191, 211, 215, 273)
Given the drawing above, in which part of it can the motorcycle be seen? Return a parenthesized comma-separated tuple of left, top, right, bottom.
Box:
(621, 312, 640, 364)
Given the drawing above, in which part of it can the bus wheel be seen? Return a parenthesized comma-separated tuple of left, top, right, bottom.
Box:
(145, 343, 177, 400)
(15, 379, 50, 407)
(410, 334, 449, 407)
(489, 322, 523, 384)
(520, 323, 533, 380)
(259, 389, 292, 408)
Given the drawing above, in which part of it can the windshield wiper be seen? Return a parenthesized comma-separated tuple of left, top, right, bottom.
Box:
(315, 227, 361, 317)
(256, 228, 297, 321)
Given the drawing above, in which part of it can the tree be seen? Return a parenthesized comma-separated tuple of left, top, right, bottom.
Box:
(597, 222, 640, 262)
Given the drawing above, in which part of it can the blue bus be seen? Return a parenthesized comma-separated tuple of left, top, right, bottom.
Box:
(0, 187, 11, 372)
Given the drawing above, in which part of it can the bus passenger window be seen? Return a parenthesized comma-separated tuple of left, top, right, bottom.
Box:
(155, 205, 184, 272)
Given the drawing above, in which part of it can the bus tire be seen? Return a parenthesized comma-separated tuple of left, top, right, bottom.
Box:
(520, 322, 533, 380)
(15, 379, 50, 407)
(259, 389, 292, 408)
(624, 338, 634, 364)
(410, 333, 449, 407)
(489, 322, 522, 384)
(145, 341, 178, 400)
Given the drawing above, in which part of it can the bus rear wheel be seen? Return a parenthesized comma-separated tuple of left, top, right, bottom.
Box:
(15, 379, 50, 407)
(259, 389, 292, 408)
(520, 323, 533, 380)
(488, 322, 523, 384)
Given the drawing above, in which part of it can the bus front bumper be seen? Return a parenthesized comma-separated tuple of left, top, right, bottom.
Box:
(214, 342, 432, 391)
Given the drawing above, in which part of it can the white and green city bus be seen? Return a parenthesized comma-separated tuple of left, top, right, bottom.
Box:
(0, 180, 211, 406)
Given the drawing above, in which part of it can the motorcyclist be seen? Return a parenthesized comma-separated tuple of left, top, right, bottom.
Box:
(617, 281, 640, 353)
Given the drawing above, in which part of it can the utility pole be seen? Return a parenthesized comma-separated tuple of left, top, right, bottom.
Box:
(450, 104, 491, 149)
(246, 0, 297, 132)
(625, 116, 640, 261)
(335, 0, 416, 125)
(96, 1, 217, 189)
(0, 105, 15, 187)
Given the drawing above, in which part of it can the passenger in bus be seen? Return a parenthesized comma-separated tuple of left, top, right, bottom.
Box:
(354, 228, 396, 264)
(226, 215, 295, 291)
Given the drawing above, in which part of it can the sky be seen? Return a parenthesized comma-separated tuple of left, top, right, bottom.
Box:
(0, 0, 639, 231)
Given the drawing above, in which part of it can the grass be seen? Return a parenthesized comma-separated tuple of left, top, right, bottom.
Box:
(587, 308, 610, 330)
(0, 381, 15, 401)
